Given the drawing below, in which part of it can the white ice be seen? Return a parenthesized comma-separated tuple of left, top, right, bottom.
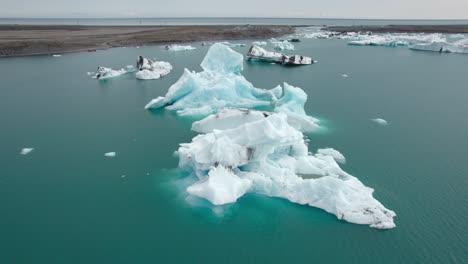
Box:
(371, 118, 388, 125)
(252, 41, 267, 46)
(220, 42, 247, 47)
(104, 152, 116, 157)
(145, 43, 318, 132)
(94, 67, 128, 80)
(20, 148, 34, 155)
(179, 110, 396, 229)
(136, 61, 173, 80)
(270, 38, 295, 50)
(166, 44, 196, 51)
(52, 54, 62, 57)
(317, 148, 346, 164)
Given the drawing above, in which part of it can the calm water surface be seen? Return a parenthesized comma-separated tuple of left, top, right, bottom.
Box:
(0, 38, 467, 263)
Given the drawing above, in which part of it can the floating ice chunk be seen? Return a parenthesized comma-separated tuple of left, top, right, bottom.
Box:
(166, 44, 196, 52)
(145, 43, 318, 132)
(371, 118, 388, 125)
(342, 74, 349, 78)
(94, 66, 128, 80)
(187, 165, 252, 205)
(20, 148, 34, 155)
(179, 111, 396, 229)
(135, 56, 172, 80)
(252, 41, 267, 46)
(270, 38, 295, 50)
(246, 45, 313, 65)
(52, 54, 61, 57)
(104, 152, 116, 157)
(317, 148, 346, 164)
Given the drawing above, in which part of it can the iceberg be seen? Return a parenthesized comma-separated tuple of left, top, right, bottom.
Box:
(20, 148, 34, 155)
(246, 45, 313, 65)
(94, 66, 128, 80)
(145, 43, 318, 131)
(104, 152, 116, 157)
(179, 110, 396, 229)
(135, 56, 173, 80)
(270, 38, 295, 50)
(166, 44, 196, 52)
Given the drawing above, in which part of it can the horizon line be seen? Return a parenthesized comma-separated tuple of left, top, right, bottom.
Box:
(1, 16, 468, 21)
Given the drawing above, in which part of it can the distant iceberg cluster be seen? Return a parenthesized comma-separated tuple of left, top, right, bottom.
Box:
(166, 44, 197, 52)
(146, 43, 396, 229)
(296, 27, 468, 54)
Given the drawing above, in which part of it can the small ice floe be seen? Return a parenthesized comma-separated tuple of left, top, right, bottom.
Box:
(220, 42, 247, 47)
(104, 152, 116, 157)
(94, 67, 128, 80)
(121, 174, 126, 178)
(342, 74, 349, 78)
(371, 118, 388, 125)
(20, 148, 34, 155)
(246, 45, 313, 65)
(52, 54, 62, 57)
(86, 72, 95, 76)
(135, 56, 173, 80)
(165, 44, 196, 52)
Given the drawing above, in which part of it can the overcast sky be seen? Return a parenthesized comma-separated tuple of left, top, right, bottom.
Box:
(2, 0, 468, 19)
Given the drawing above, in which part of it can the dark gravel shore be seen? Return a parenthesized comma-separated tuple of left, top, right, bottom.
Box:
(0, 25, 294, 57)
(323, 25, 468, 34)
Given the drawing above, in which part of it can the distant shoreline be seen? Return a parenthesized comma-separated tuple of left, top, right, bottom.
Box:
(323, 25, 468, 33)
(1, 24, 467, 57)
(0, 25, 294, 57)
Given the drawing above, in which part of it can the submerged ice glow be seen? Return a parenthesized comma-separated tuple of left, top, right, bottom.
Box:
(146, 43, 396, 229)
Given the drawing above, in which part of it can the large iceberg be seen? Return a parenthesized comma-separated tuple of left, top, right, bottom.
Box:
(178, 109, 396, 229)
(145, 43, 318, 131)
(135, 56, 173, 80)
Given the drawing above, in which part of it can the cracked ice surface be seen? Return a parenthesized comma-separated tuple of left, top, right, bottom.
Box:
(179, 109, 396, 229)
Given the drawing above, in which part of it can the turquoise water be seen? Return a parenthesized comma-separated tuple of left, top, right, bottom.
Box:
(1, 17, 468, 25)
(0, 39, 467, 263)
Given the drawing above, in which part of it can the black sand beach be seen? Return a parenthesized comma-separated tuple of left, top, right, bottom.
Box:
(0, 25, 294, 57)
(1, 24, 467, 57)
